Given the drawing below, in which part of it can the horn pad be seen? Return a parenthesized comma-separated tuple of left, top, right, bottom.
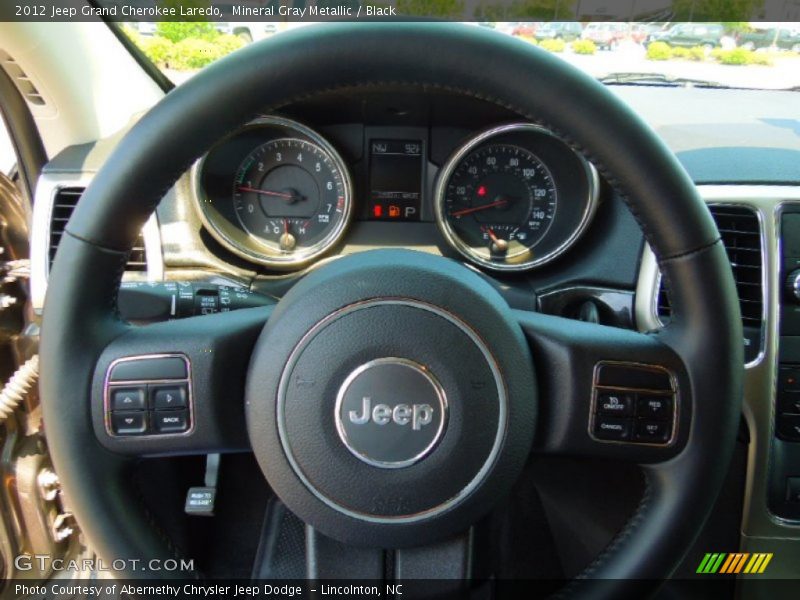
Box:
(245, 250, 536, 547)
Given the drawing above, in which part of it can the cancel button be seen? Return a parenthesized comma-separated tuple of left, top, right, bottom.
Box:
(593, 416, 633, 441)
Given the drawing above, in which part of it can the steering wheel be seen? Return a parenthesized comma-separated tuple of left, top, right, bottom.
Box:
(40, 23, 742, 596)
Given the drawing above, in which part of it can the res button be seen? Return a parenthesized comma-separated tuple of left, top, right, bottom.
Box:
(636, 395, 673, 420)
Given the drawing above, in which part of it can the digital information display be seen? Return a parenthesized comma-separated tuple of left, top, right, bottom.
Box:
(368, 139, 423, 221)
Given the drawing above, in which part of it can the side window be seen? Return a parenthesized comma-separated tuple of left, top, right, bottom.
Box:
(0, 116, 15, 176)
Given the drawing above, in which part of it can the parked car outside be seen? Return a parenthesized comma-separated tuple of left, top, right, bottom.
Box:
(582, 22, 628, 50)
(511, 22, 538, 37)
(656, 23, 725, 49)
(738, 27, 800, 51)
(535, 22, 583, 42)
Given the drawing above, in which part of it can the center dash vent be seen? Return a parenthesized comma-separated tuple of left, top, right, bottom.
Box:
(657, 205, 763, 361)
(48, 187, 147, 271)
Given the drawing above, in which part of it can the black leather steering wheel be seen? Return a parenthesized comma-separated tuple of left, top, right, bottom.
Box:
(40, 23, 742, 596)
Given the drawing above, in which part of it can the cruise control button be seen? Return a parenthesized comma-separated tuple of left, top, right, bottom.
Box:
(593, 417, 632, 441)
(111, 411, 147, 435)
(777, 414, 800, 442)
(110, 387, 146, 411)
(597, 392, 634, 416)
(152, 410, 189, 434)
(151, 385, 188, 410)
(634, 420, 672, 443)
(636, 395, 673, 420)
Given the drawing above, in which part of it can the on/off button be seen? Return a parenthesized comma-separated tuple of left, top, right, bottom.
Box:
(597, 392, 634, 417)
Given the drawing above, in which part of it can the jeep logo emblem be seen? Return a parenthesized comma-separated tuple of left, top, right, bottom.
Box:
(335, 358, 448, 469)
(348, 397, 434, 430)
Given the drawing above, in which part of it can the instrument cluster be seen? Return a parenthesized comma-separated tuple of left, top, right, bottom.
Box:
(195, 117, 599, 272)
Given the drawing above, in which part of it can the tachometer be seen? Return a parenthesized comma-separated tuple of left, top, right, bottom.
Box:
(435, 124, 598, 271)
(195, 117, 353, 269)
(233, 138, 347, 258)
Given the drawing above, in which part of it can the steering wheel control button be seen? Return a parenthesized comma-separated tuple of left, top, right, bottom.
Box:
(104, 354, 192, 437)
(591, 361, 677, 446)
(636, 395, 673, 420)
(335, 358, 447, 469)
(597, 392, 634, 417)
(109, 356, 188, 381)
(593, 417, 632, 441)
(110, 387, 146, 411)
(153, 409, 189, 434)
(152, 385, 188, 410)
(111, 411, 147, 435)
(596, 363, 672, 390)
(634, 420, 672, 443)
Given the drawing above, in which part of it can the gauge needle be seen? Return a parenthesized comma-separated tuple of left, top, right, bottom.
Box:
(237, 185, 296, 200)
(484, 227, 509, 252)
(279, 219, 297, 251)
(450, 199, 508, 217)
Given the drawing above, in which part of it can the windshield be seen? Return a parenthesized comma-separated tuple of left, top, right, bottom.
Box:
(121, 20, 800, 90)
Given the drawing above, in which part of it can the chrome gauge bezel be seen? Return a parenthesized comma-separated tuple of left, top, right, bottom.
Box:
(434, 123, 600, 272)
(193, 116, 354, 269)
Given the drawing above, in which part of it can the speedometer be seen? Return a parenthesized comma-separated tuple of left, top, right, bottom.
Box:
(442, 144, 557, 262)
(435, 123, 599, 271)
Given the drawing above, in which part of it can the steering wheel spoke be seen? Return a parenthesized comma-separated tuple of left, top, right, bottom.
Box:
(515, 310, 689, 464)
(91, 306, 272, 457)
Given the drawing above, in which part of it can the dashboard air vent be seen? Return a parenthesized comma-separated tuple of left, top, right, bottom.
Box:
(0, 50, 46, 106)
(657, 205, 763, 360)
(49, 187, 147, 271)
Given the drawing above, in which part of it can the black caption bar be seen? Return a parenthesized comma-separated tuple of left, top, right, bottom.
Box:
(1, 0, 799, 23)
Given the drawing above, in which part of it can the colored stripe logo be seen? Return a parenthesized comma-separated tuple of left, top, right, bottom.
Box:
(696, 553, 773, 574)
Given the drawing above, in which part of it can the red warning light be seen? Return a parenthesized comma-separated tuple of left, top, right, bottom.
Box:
(477, 185, 487, 197)
(373, 204, 383, 218)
